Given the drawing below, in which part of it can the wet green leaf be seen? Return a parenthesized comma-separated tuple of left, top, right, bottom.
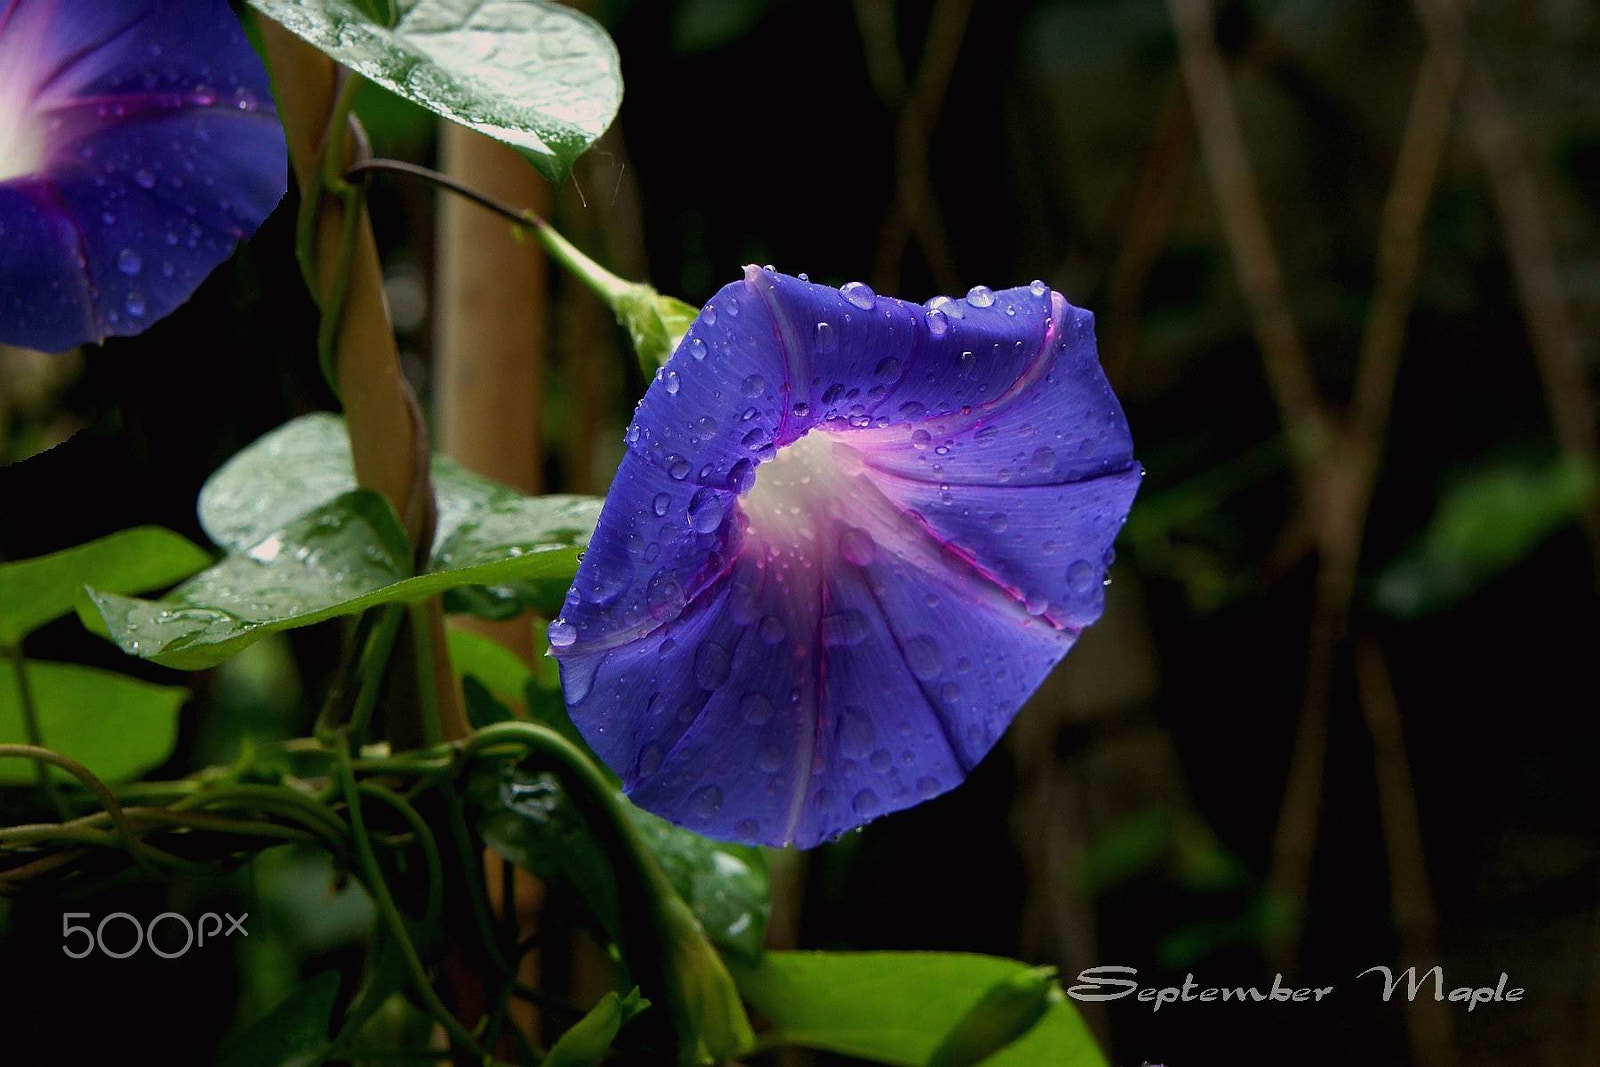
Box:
(0, 660, 186, 785)
(544, 988, 649, 1067)
(197, 414, 601, 620)
(86, 490, 589, 669)
(217, 969, 340, 1067)
(0, 528, 211, 645)
(246, 0, 622, 181)
(626, 807, 769, 964)
(929, 966, 1058, 1067)
(729, 952, 1106, 1067)
(1374, 454, 1597, 616)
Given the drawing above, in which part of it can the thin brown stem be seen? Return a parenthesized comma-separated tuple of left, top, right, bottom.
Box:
(1354, 636, 1457, 1067)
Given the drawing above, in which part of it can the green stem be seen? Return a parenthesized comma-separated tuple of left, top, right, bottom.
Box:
(332, 739, 494, 1062)
(356, 781, 445, 931)
(343, 157, 635, 305)
(0, 743, 156, 875)
(346, 605, 407, 744)
(5, 646, 65, 819)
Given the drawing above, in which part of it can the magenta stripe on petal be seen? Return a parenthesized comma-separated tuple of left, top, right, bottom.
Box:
(551, 268, 1141, 847)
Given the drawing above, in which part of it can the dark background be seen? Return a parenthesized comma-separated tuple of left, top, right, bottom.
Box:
(2, 1, 1598, 1064)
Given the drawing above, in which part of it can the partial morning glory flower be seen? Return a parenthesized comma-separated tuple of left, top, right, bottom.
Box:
(0, 0, 286, 351)
(551, 268, 1141, 848)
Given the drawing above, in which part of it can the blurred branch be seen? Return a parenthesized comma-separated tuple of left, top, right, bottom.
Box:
(1409, 0, 1600, 576)
(1100, 77, 1196, 385)
(1168, 0, 1463, 983)
(857, 0, 972, 293)
(1167, 0, 1330, 470)
(1354, 637, 1458, 1067)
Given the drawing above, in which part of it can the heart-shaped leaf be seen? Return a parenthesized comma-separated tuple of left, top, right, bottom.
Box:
(0, 528, 211, 646)
(87, 489, 590, 669)
(247, 0, 622, 181)
(0, 660, 186, 784)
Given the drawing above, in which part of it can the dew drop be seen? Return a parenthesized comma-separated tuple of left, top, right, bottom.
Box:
(1030, 278, 1049, 296)
(687, 336, 708, 360)
(966, 285, 995, 308)
(910, 428, 932, 450)
(958, 350, 976, 375)
(814, 320, 838, 353)
(735, 817, 759, 838)
(822, 611, 867, 647)
(742, 374, 766, 398)
(548, 618, 577, 648)
(637, 743, 665, 778)
(874, 356, 902, 382)
(1031, 446, 1056, 473)
(987, 512, 1009, 533)
(852, 789, 881, 817)
(694, 642, 731, 689)
(663, 369, 680, 395)
(667, 455, 690, 480)
(840, 281, 876, 310)
(757, 744, 784, 772)
(124, 292, 145, 317)
(116, 248, 142, 276)
(1066, 558, 1097, 593)
(703, 304, 718, 325)
(690, 786, 723, 818)
(652, 492, 670, 517)
(688, 488, 726, 533)
(906, 635, 942, 680)
(742, 691, 775, 725)
(839, 526, 876, 566)
(925, 307, 949, 336)
(134, 169, 156, 190)
(727, 458, 757, 493)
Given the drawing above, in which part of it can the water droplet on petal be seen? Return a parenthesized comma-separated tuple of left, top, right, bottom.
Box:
(663, 369, 680, 395)
(966, 285, 995, 308)
(841, 281, 876, 310)
(727, 458, 757, 493)
(703, 304, 718, 325)
(757, 744, 784, 772)
(637, 742, 665, 777)
(687, 336, 707, 360)
(694, 642, 731, 689)
(814, 320, 838, 353)
(549, 618, 577, 647)
(1031, 446, 1056, 473)
(117, 249, 142, 276)
(1030, 279, 1049, 296)
(757, 616, 786, 646)
(852, 789, 880, 817)
(1067, 558, 1097, 593)
(839, 526, 876, 566)
(925, 307, 949, 336)
(124, 292, 145, 317)
(690, 786, 723, 818)
(652, 492, 670, 517)
(688, 488, 726, 533)
(906, 636, 942, 680)
(742, 691, 775, 724)
(667, 455, 690, 480)
(742, 374, 766, 398)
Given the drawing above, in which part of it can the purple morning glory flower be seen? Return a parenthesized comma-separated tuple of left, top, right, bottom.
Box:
(0, 0, 286, 351)
(550, 268, 1140, 848)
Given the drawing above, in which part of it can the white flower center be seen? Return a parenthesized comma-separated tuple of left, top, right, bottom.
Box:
(0, 28, 46, 183)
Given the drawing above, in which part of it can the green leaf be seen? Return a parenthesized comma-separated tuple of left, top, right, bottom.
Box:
(246, 0, 622, 182)
(197, 414, 602, 621)
(468, 752, 754, 1063)
(1374, 454, 1597, 616)
(928, 966, 1058, 1067)
(87, 490, 589, 670)
(0, 660, 186, 784)
(447, 627, 533, 712)
(729, 952, 1106, 1067)
(626, 806, 769, 964)
(218, 969, 340, 1067)
(0, 528, 211, 645)
(545, 988, 650, 1067)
